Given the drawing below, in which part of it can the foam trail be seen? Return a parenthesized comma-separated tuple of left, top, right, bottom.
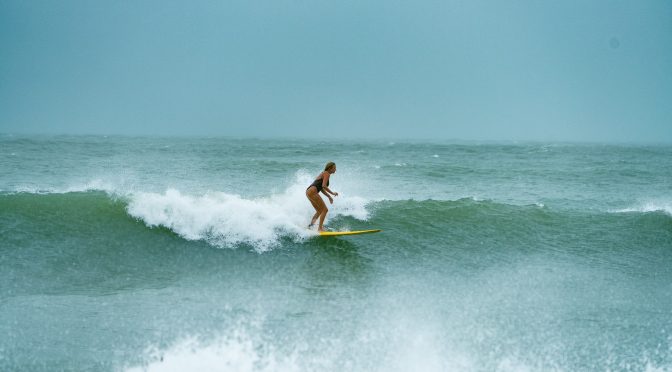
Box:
(126, 173, 371, 251)
(612, 200, 672, 216)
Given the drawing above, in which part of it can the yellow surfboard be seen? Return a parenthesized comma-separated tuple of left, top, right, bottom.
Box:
(318, 229, 382, 237)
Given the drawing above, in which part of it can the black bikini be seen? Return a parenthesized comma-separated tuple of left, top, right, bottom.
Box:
(308, 176, 329, 192)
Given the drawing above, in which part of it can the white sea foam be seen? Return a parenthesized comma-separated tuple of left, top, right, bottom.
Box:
(124, 333, 300, 372)
(125, 173, 371, 251)
(8, 179, 120, 195)
(7, 185, 55, 194)
(121, 326, 672, 372)
(611, 201, 672, 216)
(122, 304, 672, 372)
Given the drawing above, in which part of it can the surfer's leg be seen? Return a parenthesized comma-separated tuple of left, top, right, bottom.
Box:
(306, 187, 322, 227)
(308, 198, 320, 226)
(309, 211, 320, 227)
(315, 199, 328, 232)
(318, 208, 328, 231)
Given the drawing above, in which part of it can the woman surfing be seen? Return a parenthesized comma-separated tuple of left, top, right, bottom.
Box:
(306, 162, 338, 232)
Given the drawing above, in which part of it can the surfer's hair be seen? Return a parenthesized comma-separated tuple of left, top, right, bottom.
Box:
(324, 162, 336, 171)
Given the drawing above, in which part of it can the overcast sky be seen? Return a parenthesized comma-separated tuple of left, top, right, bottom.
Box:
(1, 0, 671, 142)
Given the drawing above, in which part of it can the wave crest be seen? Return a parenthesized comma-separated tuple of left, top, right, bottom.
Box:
(611, 200, 672, 216)
(126, 176, 371, 251)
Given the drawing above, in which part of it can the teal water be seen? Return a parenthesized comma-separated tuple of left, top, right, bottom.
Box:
(1, 135, 671, 371)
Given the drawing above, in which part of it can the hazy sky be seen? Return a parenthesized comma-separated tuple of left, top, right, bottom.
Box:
(1, 0, 671, 142)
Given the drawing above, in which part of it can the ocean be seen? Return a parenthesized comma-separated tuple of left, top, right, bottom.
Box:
(1, 134, 671, 371)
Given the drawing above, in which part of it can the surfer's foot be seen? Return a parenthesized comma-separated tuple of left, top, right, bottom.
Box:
(308, 223, 315, 228)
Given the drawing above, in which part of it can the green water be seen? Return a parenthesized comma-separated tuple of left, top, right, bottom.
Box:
(1, 135, 671, 371)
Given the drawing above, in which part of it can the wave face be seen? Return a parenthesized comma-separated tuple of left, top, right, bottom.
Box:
(3, 190, 669, 253)
(1, 136, 672, 371)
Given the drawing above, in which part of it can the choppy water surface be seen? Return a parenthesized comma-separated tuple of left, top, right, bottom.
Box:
(1, 135, 671, 371)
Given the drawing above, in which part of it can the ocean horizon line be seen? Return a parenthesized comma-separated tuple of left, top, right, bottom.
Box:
(2, 131, 671, 147)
